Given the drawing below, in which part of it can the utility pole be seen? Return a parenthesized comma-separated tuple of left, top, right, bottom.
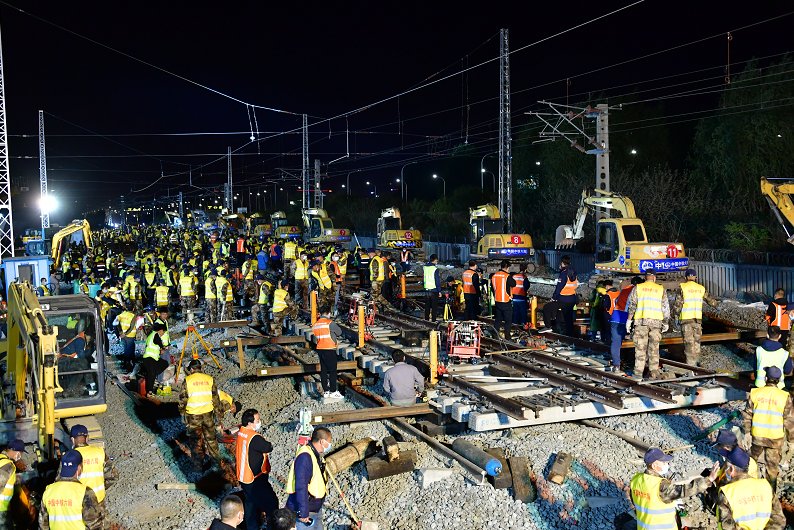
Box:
(178, 191, 183, 219)
(498, 28, 513, 233)
(0, 25, 14, 258)
(39, 110, 49, 234)
(302, 114, 309, 209)
(314, 159, 322, 208)
(226, 146, 233, 211)
(527, 102, 615, 219)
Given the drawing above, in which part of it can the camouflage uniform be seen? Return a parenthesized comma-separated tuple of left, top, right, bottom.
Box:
(742, 387, 794, 489)
(642, 467, 713, 503)
(38, 476, 103, 530)
(626, 284, 670, 377)
(204, 298, 217, 323)
(273, 297, 299, 337)
(178, 376, 222, 472)
(715, 473, 786, 530)
(370, 259, 390, 309)
(0, 454, 12, 528)
(296, 279, 310, 308)
(74, 442, 119, 530)
(671, 284, 719, 366)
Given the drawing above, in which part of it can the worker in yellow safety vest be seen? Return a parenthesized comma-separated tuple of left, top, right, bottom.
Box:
(704, 429, 759, 514)
(250, 274, 270, 327)
(671, 269, 720, 366)
(70, 424, 118, 524)
(0, 439, 25, 526)
(272, 279, 298, 337)
(179, 268, 198, 319)
(741, 365, 794, 492)
(204, 270, 218, 324)
(715, 446, 785, 530)
(631, 448, 719, 530)
(626, 268, 670, 380)
(292, 252, 310, 308)
(286, 427, 332, 526)
(368, 249, 390, 311)
(39, 450, 104, 529)
(311, 260, 335, 311)
(155, 280, 170, 312)
(178, 359, 222, 472)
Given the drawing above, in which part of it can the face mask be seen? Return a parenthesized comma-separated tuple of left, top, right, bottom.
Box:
(658, 463, 670, 475)
(321, 440, 332, 453)
(333, 256, 339, 261)
(253, 421, 262, 432)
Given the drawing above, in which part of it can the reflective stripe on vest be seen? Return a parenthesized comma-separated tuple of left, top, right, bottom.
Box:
(718, 477, 772, 530)
(492, 271, 511, 303)
(76, 445, 106, 502)
(635, 282, 664, 320)
(294, 260, 309, 280)
(511, 273, 527, 297)
(331, 262, 341, 283)
(284, 242, 297, 259)
(185, 373, 215, 415)
(155, 286, 170, 305)
(560, 274, 579, 296)
(217, 280, 233, 302)
(285, 445, 327, 499)
(205, 278, 217, 299)
(755, 345, 788, 389)
(766, 302, 791, 330)
(462, 270, 477, 294)
(680, 281, 706, 320)
(42, 480, 86, 530)
(0, 455, 15, 510)
(630, 473, 677, 530)
(370, 257, 385, 281)
(273, 289, 288, 313)
(605, 290, 620, 315)
(401, 249, 410, 262)
(143, 332, 161, 360)
(314, 264, 332, 289)
(338, 257, 348, 276)
(423, 265, 437, 290)
(179, 277, 195, 296)
(236, 426, 271, 484)
(118, 312, 136, 338)
(313, 318, 337, 350)
(257, 284, 268, 304)
(750, 386, 788, 439)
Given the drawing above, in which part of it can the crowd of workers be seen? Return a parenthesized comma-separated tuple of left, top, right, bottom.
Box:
(6, 224, 794, 529)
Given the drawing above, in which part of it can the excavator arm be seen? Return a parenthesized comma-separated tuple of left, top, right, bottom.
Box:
(761, 177, 794, 245)
(556, 189, 637, 247)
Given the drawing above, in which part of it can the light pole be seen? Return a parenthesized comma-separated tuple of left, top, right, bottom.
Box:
(481, 169, 496, 192)
(480, 153, 496, 190)
(433, 174, 445, 197)
(347, 170, 360, 196)
(367, 181, 377, 197)
(400, 162, 415, 201)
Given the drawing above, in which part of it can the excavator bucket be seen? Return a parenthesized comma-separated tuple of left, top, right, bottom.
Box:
(555, 225, 575, 248)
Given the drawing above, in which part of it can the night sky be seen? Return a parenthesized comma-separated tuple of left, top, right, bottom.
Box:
(2, 1, 792, 231)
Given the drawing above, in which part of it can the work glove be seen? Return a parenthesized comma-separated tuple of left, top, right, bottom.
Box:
(662, 322, 669, 333)
(741, 432, 752, 450)
(625, 319, 633, 333)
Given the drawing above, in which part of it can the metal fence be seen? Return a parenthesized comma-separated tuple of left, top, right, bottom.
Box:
(691, 261, 794, 298)
(348, 235, 470, 263)
(688, 248, 794, 267)
(533, 250, 595, 275)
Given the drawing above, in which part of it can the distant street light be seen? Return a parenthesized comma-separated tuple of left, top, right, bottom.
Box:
(367, 181, 377, 197)
(631, 149, 637, 155)
(481, 169, 495, 192)
(432, 174, 446, 197)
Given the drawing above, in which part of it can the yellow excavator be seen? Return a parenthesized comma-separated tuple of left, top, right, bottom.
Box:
(556, 189, 688, 278)
(761, 177, 794, 245)
(376, 207, 423, 253)
(51, 220, 93, 271)
(302, 208, 352, 244)
(247, 213, 272, 237)
(469, 204, 534, 260)
(0, 282, 107, 463)
(271, 211, 301, 239)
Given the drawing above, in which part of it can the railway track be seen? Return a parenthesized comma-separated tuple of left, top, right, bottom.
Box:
(328, 293, 749, 431)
